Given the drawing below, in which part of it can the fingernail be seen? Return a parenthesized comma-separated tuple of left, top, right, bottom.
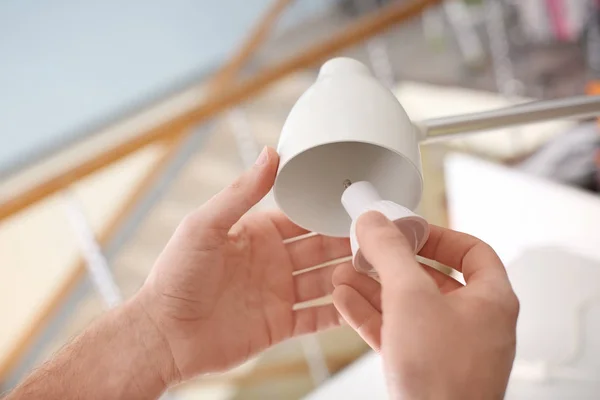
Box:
(255, 147, 268, 166)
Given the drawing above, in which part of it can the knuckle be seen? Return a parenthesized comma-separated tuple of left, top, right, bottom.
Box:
(463, 231, 490, 247)
(227, 177, 244, 191)
(225, 179, 257, 209)
(479, 287, 520, 320)
(471, 241, 499, 263)
(179, 211, 220, 236)
(485, 244, 504, 265)
(477, 241, 504, 265)
(503, 290, 520, 320)
(179, 212, 203, 234)
(479, 241, 495, 254)
(228, 223, 248, 243)
(461, 234, 498, 258)
(178, 212, 227, 250)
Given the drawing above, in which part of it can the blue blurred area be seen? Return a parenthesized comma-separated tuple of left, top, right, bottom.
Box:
(0, 0, 329, 172)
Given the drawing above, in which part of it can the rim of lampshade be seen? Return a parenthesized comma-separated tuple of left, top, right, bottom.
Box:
(272, 140, 424, 237)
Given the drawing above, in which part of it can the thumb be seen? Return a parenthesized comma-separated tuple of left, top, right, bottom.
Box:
(356, 211, 437, 295)
(194, 146, 279, 232)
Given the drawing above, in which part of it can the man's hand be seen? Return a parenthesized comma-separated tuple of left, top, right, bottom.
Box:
(7, 147, 349, 400)
(135, 146, 349, 383)
(332, 211, 519, 400)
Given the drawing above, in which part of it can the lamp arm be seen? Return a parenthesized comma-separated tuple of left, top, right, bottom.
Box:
(415, 95, 600, 142)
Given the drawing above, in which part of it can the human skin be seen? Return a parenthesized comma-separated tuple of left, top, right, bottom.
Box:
(6, 147, 351, 399)
(332, 211, 520, 400)
(6, 147, 518, 400)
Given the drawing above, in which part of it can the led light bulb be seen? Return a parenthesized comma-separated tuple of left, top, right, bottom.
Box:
(341, 181, 430, 276)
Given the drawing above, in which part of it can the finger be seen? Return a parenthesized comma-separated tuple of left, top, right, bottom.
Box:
(333, 285, 382, 351)
(265, 210, 310, 240)
(356, 211, 438, 294)
(287, 234, 351, 272)
(293, 303, 341, 336)
(332, 262, 461, 308)
(332, 263, 381, 312)
(419, 225, 508, 284)
(294, 264, 338, 302)
(195, 146, 279, 233)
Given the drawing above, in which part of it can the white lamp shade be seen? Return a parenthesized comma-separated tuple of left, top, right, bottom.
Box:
(274, 58, 423, 237)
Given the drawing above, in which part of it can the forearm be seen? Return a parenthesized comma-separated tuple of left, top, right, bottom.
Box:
(5, 298, 178, 400)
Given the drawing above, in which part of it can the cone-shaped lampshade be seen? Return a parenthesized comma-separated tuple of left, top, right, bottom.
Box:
(273, 58, 423, 237)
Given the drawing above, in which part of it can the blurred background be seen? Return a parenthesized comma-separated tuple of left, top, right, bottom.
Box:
(1, 0, 600, 398)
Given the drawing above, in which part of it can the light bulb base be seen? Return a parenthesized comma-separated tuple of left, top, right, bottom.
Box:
(342, 181, 429, 277)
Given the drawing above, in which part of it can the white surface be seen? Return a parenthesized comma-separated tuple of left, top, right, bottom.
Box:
(445, 153, 600, 398)
(445, 153, 600, 273)
(303, 352, 388, 400)
(274, 58, 423, 237)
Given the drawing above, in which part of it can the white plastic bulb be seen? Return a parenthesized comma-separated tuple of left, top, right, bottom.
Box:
(341, 181, 430, 276)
